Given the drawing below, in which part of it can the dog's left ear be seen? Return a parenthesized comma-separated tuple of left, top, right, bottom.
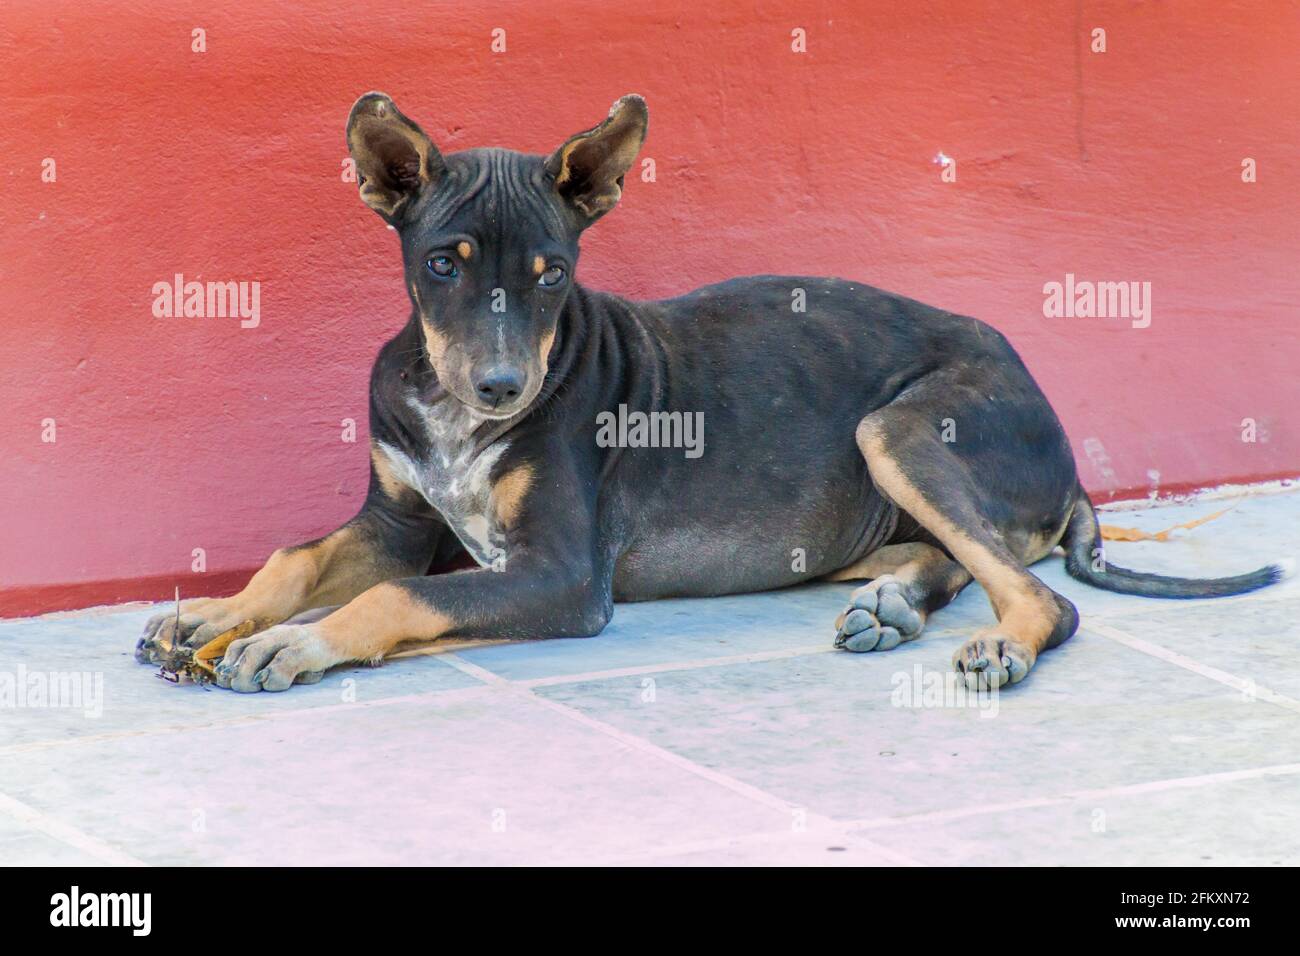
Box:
(545, 94, 648, 224)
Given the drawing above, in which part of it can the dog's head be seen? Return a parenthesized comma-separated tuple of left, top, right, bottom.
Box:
(346, 92, 648, 419)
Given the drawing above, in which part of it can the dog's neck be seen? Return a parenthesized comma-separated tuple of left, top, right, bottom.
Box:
(406, 389, 478, 448)
(375, 391, 508, 569)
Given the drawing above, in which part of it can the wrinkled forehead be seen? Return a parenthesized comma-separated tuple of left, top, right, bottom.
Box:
(403, 148, 576, 250)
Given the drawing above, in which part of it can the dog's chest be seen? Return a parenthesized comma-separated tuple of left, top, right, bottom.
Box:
(378, 400, 508, 569)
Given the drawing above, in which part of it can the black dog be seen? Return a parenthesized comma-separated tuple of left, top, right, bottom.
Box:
(136, 93, 1282, 692)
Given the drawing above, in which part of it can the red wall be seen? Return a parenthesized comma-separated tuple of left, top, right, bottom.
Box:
(2, 0, 1297, 616)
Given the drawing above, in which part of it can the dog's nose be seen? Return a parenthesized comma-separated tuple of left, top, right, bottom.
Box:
(474, 367, 524, 407)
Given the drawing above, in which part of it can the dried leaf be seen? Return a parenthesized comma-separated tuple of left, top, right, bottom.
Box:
(194, 620, 257, 669)
(1100, 507, 1231, 543)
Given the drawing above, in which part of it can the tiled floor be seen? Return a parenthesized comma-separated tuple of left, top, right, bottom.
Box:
(2, 491, 1298, 865)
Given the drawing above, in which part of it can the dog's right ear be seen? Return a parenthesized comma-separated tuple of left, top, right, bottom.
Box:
(346, 92, 445, 223)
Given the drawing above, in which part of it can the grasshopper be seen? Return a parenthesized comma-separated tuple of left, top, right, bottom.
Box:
(156, 588, 257, 688)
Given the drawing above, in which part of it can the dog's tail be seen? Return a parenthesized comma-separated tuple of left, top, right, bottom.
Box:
(1060, 485, 1289, 598)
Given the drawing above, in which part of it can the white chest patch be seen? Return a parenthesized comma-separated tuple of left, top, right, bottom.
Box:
(378, 397, 509, 570)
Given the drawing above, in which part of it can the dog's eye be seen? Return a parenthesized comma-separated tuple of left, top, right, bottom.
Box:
(426, 256, 457, 278)
(539, 265, 566, 287)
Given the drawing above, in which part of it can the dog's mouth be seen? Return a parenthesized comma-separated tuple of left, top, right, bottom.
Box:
(466, 404, 519, 421)
(454, 384, 540, 422)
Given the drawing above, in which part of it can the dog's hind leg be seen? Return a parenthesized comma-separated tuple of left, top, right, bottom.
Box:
(829, 543, 972, 651)
(824, 542, 942, 582)
(850, 407, 1078, 688)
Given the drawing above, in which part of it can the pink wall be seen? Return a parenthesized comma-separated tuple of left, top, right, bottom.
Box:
(2, 0, 1297, 615)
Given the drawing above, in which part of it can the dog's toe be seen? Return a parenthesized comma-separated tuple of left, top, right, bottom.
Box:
(875, 583, 923, 636)
(217, 624, 339, 693)
(841, 622, 882, 652)
(952, 632, 1034, 690)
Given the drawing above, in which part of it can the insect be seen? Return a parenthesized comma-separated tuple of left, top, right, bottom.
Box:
(156, 587, 256, 688)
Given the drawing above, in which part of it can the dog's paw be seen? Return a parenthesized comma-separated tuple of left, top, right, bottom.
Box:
(952, 630, 1035, 690)
(135, 598, 252, 664)
(833, 576, 925, 652)
(214, 623, 337, 693)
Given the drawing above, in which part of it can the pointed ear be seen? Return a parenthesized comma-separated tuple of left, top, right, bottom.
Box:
(545, 94, 648, 224)
(346, 92, 445, 223)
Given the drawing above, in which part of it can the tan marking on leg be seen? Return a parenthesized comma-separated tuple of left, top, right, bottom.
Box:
(831, 544, 970, 630)
(319, 582, 455, 661)
(493, 464, 534, 528)
(824, 542, 938, 582)
(212, 532, 354, 632)
(220, 586, 455, 691)
(457, 241, 472, 260)
(224, 520, 424, 631)
(857, 420, 1060, 652)
(1015, 506, 1074, 564)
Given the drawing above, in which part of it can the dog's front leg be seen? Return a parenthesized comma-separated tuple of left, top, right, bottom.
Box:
(136, 446, 446, 663)
(215, 463, 612, 692)
(215, 554, 610, 692)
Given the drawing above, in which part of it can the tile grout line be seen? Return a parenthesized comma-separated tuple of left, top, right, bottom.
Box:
(514, 644, 839, 688)
(0, 791, 148, 867)
(532, 760, 1300, 863)
(0, 684, 498, 757)
(1082, 621, 1300, 716)
(838, 760, 1300, 833)
(444, 652, 800, 812)
(439, 652, 923, 866)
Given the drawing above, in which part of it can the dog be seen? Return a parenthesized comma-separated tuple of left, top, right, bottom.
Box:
(135, 93, 1283, 692)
